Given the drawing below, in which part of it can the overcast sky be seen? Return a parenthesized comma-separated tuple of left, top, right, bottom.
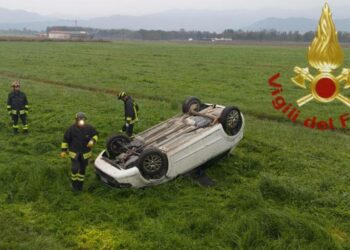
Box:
(0, 0, 349, 18)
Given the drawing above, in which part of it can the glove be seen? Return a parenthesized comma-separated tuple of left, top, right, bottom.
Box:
(60, 152, 67, 158)
(87, 140, 94, 148)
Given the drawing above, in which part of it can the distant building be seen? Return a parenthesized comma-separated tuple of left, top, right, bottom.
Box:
(37, 32, 48, 38)
(211, 38, 233, 42)
(48, 30, 91, 40)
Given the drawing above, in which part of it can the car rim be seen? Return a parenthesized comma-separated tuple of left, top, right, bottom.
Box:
(143, 154, 162, 173)
(226, 110, 240, 133)
(189, 101, 200, 112)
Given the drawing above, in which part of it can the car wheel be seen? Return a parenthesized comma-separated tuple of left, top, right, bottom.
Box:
(106, 134, 131, 158)
(138, 148, 168, 180)
(182, 96, 202, 113)
(220, 106, 243, 136)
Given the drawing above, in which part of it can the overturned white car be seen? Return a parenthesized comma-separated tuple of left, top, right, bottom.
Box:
(95, 97, 244, 188)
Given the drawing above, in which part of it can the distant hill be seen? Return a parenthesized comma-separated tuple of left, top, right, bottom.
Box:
(0, 8, 259, 32)
(246, 17, 350, 33)
(1, 7, 350, 33)
(80, 9, 259, 31)
(0, 7, 56, 23)
(245, 18, 316, 33)
(0, 21, 78, 31)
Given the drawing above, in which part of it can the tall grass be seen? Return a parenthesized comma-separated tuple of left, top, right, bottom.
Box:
(0, 41, 349, 249)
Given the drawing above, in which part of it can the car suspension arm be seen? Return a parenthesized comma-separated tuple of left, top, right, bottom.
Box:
(189, 107, 219, 125)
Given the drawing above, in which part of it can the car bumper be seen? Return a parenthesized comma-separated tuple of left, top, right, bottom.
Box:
(94, 151, 149, 188)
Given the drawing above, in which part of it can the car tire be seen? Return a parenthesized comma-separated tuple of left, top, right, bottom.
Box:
(106, 134, 131, 158)
(220, 106, 243, 136)
(182, 96, 202, 113)
(138, 147, 168, 180)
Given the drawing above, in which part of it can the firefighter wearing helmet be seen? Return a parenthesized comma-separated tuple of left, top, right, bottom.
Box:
(118, 91, 139, 137)
(61, 112, 98, 191)
(7, 80, 29, 133)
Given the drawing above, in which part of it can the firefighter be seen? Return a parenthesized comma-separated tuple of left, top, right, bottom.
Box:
(7, 80, 29, 133)
(118, 91, 139, 137)
(61, 112, 98, 191)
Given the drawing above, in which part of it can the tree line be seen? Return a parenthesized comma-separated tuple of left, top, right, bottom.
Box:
(46, 27, 350, 43)
(3, 26, 350, 43)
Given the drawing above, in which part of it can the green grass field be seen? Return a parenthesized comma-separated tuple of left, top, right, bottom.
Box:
(0, 41, 349, 249)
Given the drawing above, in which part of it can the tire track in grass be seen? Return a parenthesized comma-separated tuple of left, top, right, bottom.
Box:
(1, 70, 349, 135)
(0, 70, 170, 102)
(246, 111, 350, 135)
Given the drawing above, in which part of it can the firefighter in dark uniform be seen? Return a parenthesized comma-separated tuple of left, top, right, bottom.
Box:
(118, 92, 139, 137)
(7, 80, 29, 133)
(61, 112, 98, 191)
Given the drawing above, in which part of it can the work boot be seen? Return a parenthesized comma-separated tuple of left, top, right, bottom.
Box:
(76, 181, 84, 191)
(71, 181, 79, 192)
(23, 125, 29, 133)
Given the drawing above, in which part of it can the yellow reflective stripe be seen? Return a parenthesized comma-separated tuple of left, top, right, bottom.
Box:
(71, 174, 79, 181)
(76, 174, 85, 181)
(25, 105, 29, 109)
(129, 118, 139, 124)
(7, 105, 11, 109)
(92, 135, 98, 142)
(126, 117, 132, 121)
(69, 152, 77, 159)
(61, 142, 68, 149)
(133, 103, 138, 120)
(11, 110, 27, 114)
(71, 173, 84, 181)
(13, 125, 19, 128)
(83, 151, 92, 159)
(23, 125, 29, 130)
(69, 151, 91, 159)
